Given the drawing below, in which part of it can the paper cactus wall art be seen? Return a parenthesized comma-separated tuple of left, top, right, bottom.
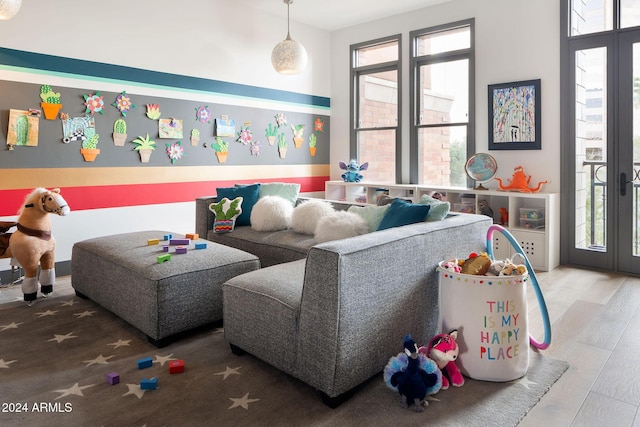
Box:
(291, 124, 305, 148)
(195, 105, 211, 123)
(131, 133, 156, 163)
(309, 133, 317, 156)
(83, 91, 105, 115)
(166, 141, 184, 164)
(112, 91, 136, 117)
(191, 128, 200, 146)
(112, 118, 127, 146)
(80, 133, 100, 162)
(212, 137, 229, 163)
(146, 104, 161, 120)
(265, 123, 278, 145)
(277, 133, 287, 159)
(39, 84, 62, 120)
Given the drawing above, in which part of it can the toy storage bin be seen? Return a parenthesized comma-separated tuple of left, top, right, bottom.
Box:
(438, 262, 530, 382)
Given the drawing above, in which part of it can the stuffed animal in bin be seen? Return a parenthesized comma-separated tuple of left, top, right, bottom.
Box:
(419, 330, 465, 390)
(384, 334, 442, 412)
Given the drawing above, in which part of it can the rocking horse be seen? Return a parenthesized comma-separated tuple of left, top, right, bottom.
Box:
(0, 188, 70, 305)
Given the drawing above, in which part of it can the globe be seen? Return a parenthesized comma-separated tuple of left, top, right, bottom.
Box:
(465, 153, 498, 189)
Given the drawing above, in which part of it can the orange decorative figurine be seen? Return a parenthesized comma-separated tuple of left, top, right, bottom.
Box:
(495, 166, 548, 193)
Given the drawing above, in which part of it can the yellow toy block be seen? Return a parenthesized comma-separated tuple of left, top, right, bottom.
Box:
(147, 238, 160, 246)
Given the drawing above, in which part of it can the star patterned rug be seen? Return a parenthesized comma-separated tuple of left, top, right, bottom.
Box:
(0, 292, 568, 426)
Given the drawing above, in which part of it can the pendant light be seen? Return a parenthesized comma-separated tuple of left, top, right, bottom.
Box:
(0, 0, 21, 20)
(271, 0, 308, 75)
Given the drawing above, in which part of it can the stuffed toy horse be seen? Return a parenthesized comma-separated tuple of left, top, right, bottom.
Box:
(0, 188, 70, 305)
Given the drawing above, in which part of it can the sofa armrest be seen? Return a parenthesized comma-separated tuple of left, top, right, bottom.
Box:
(195, 196, 217, 239)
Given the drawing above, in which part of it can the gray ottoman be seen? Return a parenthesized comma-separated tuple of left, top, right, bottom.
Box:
(71, 230, 260, 347)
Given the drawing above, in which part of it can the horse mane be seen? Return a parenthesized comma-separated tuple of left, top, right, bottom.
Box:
(17, 187, 47, 215)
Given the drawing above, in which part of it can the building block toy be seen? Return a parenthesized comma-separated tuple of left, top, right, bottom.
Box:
(140, 377, 158, 390)
(137, 357, 153, 369)
(157, 254, 171, 263)
(175, 246, 188, 254)
(147, 238, 160, 246)
(169, 359, 185, 374)
(162, 245, 170, 252)
(170, 238, 190, 246)
(195, 242, 207, 250)
(163, 234, 173, 241)
(186, 233, 199, 240)
(106, 372, 120, 385)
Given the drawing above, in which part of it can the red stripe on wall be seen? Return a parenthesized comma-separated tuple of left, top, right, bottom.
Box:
(0, 177, 328, 216)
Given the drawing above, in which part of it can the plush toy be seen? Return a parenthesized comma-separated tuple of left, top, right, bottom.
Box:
(384, 334, 442, 412)
(339, 159, 368, 183)
(460, 252, 492, 275)
(0, 188, 70, 305)
(208, 197, 243, 233)
(419, 330, 465, 390)
(499, 258, 527, 276)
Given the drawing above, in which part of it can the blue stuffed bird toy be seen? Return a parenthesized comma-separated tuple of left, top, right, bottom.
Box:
(384, 334, 442, 412)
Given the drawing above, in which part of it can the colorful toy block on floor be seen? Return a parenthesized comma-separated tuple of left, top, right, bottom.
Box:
(170, 238, 190, 246)
(195, 242, 207, 250)
(106, 372, 120, 385)
(186, 233, 199, 240)
(140, 377, 158, 390)
(175, 246, 187, 254)
(164, 234, 173, 241)
(137, 357, 153, 369)
(169, 359, 185, 374)
(162, 245, 170, 252)
(147, 238, 159, 246)
(157, 254, 171, 263)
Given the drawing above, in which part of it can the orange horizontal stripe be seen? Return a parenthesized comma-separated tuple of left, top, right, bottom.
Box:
(0, 176, 328, 216)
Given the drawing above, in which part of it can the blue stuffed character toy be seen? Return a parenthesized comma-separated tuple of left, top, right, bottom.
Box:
(339, 159, 369, 182)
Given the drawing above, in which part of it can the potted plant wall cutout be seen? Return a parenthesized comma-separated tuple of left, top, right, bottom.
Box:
(212, 137, 229, 163)
(39, 84, 62, 120)
(191, 129, 200, 146)
(80, 133, 100, 162)
(112, 119, 127, 146)
(309, 133, 317, 157)
(277, 133, 287, 159)
(265, 123, 278, 145)
(131, 133, 156, 163)
(291, 124, 304, 148)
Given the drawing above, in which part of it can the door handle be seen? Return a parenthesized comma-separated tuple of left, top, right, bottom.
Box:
(620, 172, 632, 196)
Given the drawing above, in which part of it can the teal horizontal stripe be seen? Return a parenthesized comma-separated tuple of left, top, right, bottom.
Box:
(0, 47, 330, 109)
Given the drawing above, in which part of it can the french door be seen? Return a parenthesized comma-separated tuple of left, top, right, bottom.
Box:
(564, 3, 640, 275)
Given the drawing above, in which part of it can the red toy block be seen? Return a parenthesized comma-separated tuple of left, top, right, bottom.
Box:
(169, 359, 185, 374)
(107, 372, 120, 385)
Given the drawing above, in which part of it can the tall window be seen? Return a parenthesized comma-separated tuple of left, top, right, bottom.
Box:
(410, 20, 474, 187)
(350, 36, 401, 183)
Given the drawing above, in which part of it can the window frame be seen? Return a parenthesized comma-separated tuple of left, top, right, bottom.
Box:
(409, 19, 475, 185)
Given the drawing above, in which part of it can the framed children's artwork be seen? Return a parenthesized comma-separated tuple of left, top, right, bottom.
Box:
(159, 118, 183, 139)
(7, 109, 40, 148)
(488, 79, 541, 150)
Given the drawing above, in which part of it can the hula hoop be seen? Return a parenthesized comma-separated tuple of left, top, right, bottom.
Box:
(486, 224, 551, 350)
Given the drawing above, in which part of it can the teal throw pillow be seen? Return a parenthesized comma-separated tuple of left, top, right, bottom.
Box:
(259, 182, 300, 206)
(377, 198, 430, 231)
(419, 194, 451, 221)
(348, 204, 390, 232)
(217, 183, 260, 226)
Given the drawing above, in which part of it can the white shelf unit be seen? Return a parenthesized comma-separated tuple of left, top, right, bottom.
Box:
(324, 181, 559, 271)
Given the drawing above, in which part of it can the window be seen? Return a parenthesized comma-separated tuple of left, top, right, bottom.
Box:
(410, 20, 474, 187)
(350, 36, 401, 183)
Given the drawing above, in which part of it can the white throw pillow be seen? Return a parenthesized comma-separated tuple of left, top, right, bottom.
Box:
(291, 199, 334, 235)
(250, 196, 294, 231)
(314, 211, 369, 243)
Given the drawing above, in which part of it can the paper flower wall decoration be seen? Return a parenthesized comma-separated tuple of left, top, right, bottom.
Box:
(83, 92, 105, 115)
(195, 105, 211, 123)
(166, 141, 184, 164)
(237, 126, 252, 145)
(250, 140, 261, 156)
(314, 118, 325, 132)
(112, 91, 136, 117)
(275, 113, 287, 128)
(146, 104, 161, 120)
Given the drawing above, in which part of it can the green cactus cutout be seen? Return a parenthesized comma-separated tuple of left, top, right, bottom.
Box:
(14, 115, 29, 145)
(209, 197, 243, 221)
(131, 134, 156, 151)
(40, 84, 61, 104)
(309, 133, 317, 148)
(211, 137, 229, 152)
(82, 134, 99, 149)
(277, 132, 287, 148)
(113, 119, 127, 134)
(265, 123, 278, 137)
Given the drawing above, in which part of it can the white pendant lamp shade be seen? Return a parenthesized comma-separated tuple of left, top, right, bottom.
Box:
(0, 0, 22, 20)
(271, 0, 307, 75)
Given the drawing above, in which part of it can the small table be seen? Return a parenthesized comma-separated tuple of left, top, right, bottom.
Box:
(71, 230, 260, 347)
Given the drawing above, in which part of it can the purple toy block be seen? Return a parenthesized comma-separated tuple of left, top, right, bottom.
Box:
(162, 245, 170, 252)
(175, 246, 188, 254)
(195, 242, 207, 250)
(140, 377, 158, 390)
(137, 357, 153, 369)
(107, 372, 120, 385)
(170, 238, 190, 246)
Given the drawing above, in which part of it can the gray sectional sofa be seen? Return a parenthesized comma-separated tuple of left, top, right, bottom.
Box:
(195, 194, 492, 406)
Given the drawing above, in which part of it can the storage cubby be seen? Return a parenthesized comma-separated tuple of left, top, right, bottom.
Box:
(324, 180, 559, 271)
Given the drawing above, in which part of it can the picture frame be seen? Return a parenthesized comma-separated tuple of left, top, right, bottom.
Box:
(488, 79, 541, 150)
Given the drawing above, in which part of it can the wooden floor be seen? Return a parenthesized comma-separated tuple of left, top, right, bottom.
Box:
(1, 267, 639, 426)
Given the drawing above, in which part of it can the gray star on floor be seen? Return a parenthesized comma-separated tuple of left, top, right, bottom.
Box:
(0, 321, 23, 331)
(0, 359, 17, 368)
(60, 299, 78, 307)
(228, 392, 259, 409)
(154, 354, 177, 366)
(123, 383, 146, 399)
(107, 339, 131, 349)
(48, 332, 78, 343)
(83, 354, 114, 367)
(35, 310, 58, 318)
(215, 366, 242, 380)
(53, 382, 95, 400)
(73, 310, 96, 318)
(511, 375, 537, 389)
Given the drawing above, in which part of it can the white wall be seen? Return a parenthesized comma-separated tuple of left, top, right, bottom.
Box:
(0, 0, 331, 272)
(329, 0, 560, 193)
